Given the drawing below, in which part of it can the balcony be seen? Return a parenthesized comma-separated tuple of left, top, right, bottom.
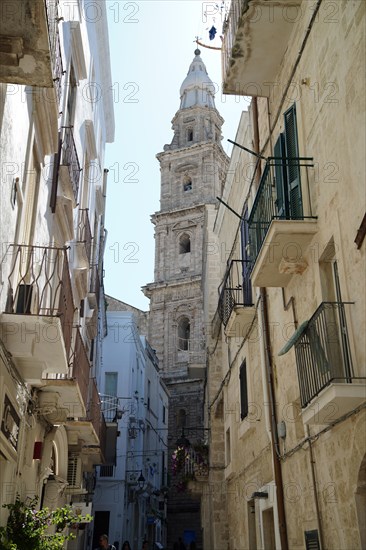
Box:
(100, 395, 119, 423)
(59, 127, 82, 206)
(0, 0, 64, 90)
(0, 245, 74, 384)
(222, 0, 302, 96)
(99, 395, 118, 464)
(66, 379, 106, 464)
(41, 328, 91, 420)
(218, 260, 255, 337)
(293, 302, 366, 424)
(248, 158, 317, 288)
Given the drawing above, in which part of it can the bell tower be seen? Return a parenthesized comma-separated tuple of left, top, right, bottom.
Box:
(143, 49, 229, 548)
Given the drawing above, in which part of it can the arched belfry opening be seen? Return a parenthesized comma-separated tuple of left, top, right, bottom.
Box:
(183, 177, 192, 192)
(179, 233, 191, 254)
(178, 317, 190, 350)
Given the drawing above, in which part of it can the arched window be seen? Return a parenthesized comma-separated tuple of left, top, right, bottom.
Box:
(179, 233, 191, 254)
(178, 317, 190, 350)
(183, 177, 192, 192)
(187, 129, 193, 142)
(51, 442, 58, 476)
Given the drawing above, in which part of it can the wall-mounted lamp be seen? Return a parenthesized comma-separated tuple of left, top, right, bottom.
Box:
(137, 470, 145, 489)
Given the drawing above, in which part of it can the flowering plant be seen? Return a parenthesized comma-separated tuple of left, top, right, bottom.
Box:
(0, 495, 92, 550)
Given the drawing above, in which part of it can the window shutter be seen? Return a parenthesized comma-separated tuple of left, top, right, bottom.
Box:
(240, 208, 253, 305)
(239, 361, 248, 420)
(273, 133, 289, 218)
(304, 530, 320, 550)
(284, 104, 303, 219)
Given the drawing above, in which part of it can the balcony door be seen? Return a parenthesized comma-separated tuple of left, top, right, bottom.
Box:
(284, 104, 303, 219)
(92, 511, 110, 549)
(273, 104, 303, 220)
(319, 243, 351, 379)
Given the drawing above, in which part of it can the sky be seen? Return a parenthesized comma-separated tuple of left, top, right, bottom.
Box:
(103, 0, 249, 310)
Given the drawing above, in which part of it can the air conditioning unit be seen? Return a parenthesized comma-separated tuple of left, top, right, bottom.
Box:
(67, 456, 83, 489)
(127, 472, 138, 484)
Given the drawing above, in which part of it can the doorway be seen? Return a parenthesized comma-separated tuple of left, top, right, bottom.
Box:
(92, 511, 110, 549)
(262, 507, 276, 549)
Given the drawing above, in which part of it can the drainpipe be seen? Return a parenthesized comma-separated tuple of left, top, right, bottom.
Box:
(261, 289, 289, 550)
(306, 425, 324, 549)
(251, 97, 288, 550)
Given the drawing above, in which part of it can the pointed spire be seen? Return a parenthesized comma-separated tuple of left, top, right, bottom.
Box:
(179, 49, 216, 109)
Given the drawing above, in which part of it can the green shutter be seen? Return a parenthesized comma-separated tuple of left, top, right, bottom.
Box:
(273, 133, 289, 218)
(239, 361, 248, 420)
(284, 104, 303, 219)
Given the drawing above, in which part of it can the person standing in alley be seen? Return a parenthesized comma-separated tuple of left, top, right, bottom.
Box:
(95, 534, 116, 550)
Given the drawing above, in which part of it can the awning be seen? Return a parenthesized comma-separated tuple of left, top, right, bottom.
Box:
(278, 320, 309, 356)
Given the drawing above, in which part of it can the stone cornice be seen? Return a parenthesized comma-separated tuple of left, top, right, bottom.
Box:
(156, 140, 229, 162)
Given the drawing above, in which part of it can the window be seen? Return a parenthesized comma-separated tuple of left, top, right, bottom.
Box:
(66, 64, 77, 127)
(304, 530, 320, 550)
(105, 372, 118, 397)
(187, 129, 193, 142)
(274, 103, 302, 219)
(100, 465, 114, 477)
(163, 405, 166, 424)
(239, 360, 248, 420)
(183, 178, 192, 192)
(179, 233, 191, 254)
(147, 379, 151, 410)
(178, 317, 190, 350)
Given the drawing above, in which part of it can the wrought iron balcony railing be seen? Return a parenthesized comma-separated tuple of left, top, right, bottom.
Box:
(295, 302, 357, 408)
(100, 395, 119, 423)
(77, 209, 93, 265)
(61, 127, 81, 202)
(218, 260, 253, 327)
(3, 244, 74, 357)
(248, 157, 314, 263)
(45, 0, 64, 104)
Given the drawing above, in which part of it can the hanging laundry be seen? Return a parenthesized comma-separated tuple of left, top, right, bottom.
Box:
(209, 25, 217, 40)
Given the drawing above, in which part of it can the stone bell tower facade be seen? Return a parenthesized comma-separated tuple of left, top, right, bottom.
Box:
(143, 50, 229, 549)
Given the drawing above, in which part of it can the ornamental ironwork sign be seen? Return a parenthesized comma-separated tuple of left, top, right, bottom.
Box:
(1, 395, 20, 452)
